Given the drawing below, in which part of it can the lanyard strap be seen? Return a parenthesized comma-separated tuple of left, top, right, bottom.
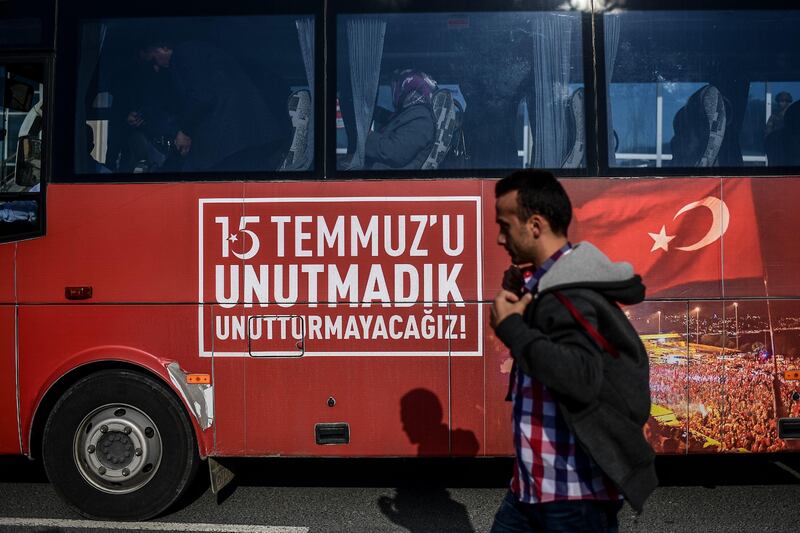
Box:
(553, 291, 620, 359)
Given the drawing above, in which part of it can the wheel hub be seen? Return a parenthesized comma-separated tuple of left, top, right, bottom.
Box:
(73, 404, 162, 494)
(96, 431, 135, 469)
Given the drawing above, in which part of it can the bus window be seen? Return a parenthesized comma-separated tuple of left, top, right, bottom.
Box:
(336, 10, 585, 173)
(606, 10, 800, 170)
(0, 62, 44, 242)
(75, 15, 315, 176)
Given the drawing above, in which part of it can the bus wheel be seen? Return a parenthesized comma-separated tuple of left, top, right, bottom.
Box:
(42, 369, 200, 520)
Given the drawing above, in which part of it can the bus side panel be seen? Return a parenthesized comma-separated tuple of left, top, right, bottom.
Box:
(15, 182, 244, 304)
(16, 304, 214, 456)
(241, 356, 451, 456)
(445, 301, 488, 456)
(482, 305, 514, 456)
(0, 243, 19, 453)
(228, 179, 483, 456)
(0, 243, 15, 303)
(0, 305, 20, 454)
(729, 177, 800, 297)
(480, 183, 514, 455)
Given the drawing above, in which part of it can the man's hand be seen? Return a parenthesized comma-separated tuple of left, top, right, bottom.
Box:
(175, 130, 192, 156)
(490, 290, 532, 330)
(501, 265, 524, 295)
(126, 111, 145, 127)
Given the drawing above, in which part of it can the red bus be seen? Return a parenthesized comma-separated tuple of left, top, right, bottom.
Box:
(2, 0, 799, 520)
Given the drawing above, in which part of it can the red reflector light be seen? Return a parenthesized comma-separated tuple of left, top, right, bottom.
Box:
(65, 286, 93, 300)
(186, 374, 211, 385)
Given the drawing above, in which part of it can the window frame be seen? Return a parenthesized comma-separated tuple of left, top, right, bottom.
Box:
(326, 0, 595, 180)
(48, 0, 800, 182)
(0, 0, 56, 52)
(53, 0, 325, 184)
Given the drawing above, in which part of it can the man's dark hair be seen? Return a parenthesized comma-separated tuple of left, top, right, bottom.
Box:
(135, 32, 174, 55)
(495, 169, 572, 236)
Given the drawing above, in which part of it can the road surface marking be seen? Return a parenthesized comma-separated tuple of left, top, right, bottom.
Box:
(773, 460, 800, 481)
(0, 517, 309, 532)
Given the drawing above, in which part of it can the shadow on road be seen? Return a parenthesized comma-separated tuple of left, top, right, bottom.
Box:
(655, 453, 800, 487)
(371, 388, 480, 532)
(0, 456, 47, 483)
(378, 487, 475, 533)
(4, 453, 800, 491)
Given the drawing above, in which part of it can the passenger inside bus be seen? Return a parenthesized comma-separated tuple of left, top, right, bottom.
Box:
(766, 91, 793, 136)
(137, 37, 287, 172)
(765, 93, 799, 166)
(364, 69, 436, 170)
(767, 100, 800, 167)
(606, 10, 800, 170)
(119, 63, 181, 173)
(336, 13, 583, 172)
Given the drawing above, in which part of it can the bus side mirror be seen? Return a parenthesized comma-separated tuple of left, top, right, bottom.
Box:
(15, 136, 41, 187)
(6, 78, 35, 112)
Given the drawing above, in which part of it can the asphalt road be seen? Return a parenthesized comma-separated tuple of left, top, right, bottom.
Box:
(2, 454, 800, 532)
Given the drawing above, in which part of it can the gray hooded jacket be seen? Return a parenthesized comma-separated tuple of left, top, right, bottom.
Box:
(494, 241, 657, 512)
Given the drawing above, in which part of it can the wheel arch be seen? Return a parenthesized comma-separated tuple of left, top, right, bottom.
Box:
(29, 358, 210, 460)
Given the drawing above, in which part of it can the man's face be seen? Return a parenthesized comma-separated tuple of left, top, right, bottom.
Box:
(140, 46, 172, 72)
(495, 190, 535, 265)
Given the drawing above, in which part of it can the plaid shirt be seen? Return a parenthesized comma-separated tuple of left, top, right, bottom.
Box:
(510, 243, 620, 504)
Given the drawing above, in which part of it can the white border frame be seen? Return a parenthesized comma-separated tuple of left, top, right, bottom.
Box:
(198, 196, 483, 357)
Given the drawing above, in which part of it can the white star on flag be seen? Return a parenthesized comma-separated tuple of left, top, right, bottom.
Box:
(648, 225, 676, 252)
(228, 233, 238, 243)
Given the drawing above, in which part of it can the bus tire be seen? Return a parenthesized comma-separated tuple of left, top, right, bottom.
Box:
(41, 369, 200, 520)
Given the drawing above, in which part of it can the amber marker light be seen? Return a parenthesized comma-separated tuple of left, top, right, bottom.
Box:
(784, 371, 800, 381)
(186, 374, 211, 384)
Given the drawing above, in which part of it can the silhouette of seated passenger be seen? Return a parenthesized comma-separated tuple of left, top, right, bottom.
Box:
(138, 38, 286, 172)
(118, 66, 181, 173)
(769, 100, 800, 166)
(766, 91, 793, 136)
(365, 70, 436, 170)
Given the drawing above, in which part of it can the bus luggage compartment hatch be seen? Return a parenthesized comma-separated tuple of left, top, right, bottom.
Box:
(315, 423, 350, 445)
(778, 418, 800, 439)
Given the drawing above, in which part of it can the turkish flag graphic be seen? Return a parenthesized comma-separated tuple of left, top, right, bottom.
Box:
(566, 178, 763, 298)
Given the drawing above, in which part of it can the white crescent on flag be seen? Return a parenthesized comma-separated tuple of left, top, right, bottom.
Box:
(649, 196, 730, 252)
(673, 196, 730, 251)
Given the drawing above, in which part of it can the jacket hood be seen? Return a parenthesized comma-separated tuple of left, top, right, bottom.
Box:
(538, 241, 646, 305)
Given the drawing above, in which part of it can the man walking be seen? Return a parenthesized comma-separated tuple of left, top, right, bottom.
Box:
(490, 170, 656, 532)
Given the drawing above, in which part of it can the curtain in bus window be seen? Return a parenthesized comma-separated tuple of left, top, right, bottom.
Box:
(295, 17, 314, 171)
(345, 18, 386, 170)
(75, 23, 107, 175)
(604, 15, 621, 166)
(281, 17, 315, 171)
(530, 13, 574, 169)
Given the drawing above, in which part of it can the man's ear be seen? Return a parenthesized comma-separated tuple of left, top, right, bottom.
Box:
(528, 214, 546, 238)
